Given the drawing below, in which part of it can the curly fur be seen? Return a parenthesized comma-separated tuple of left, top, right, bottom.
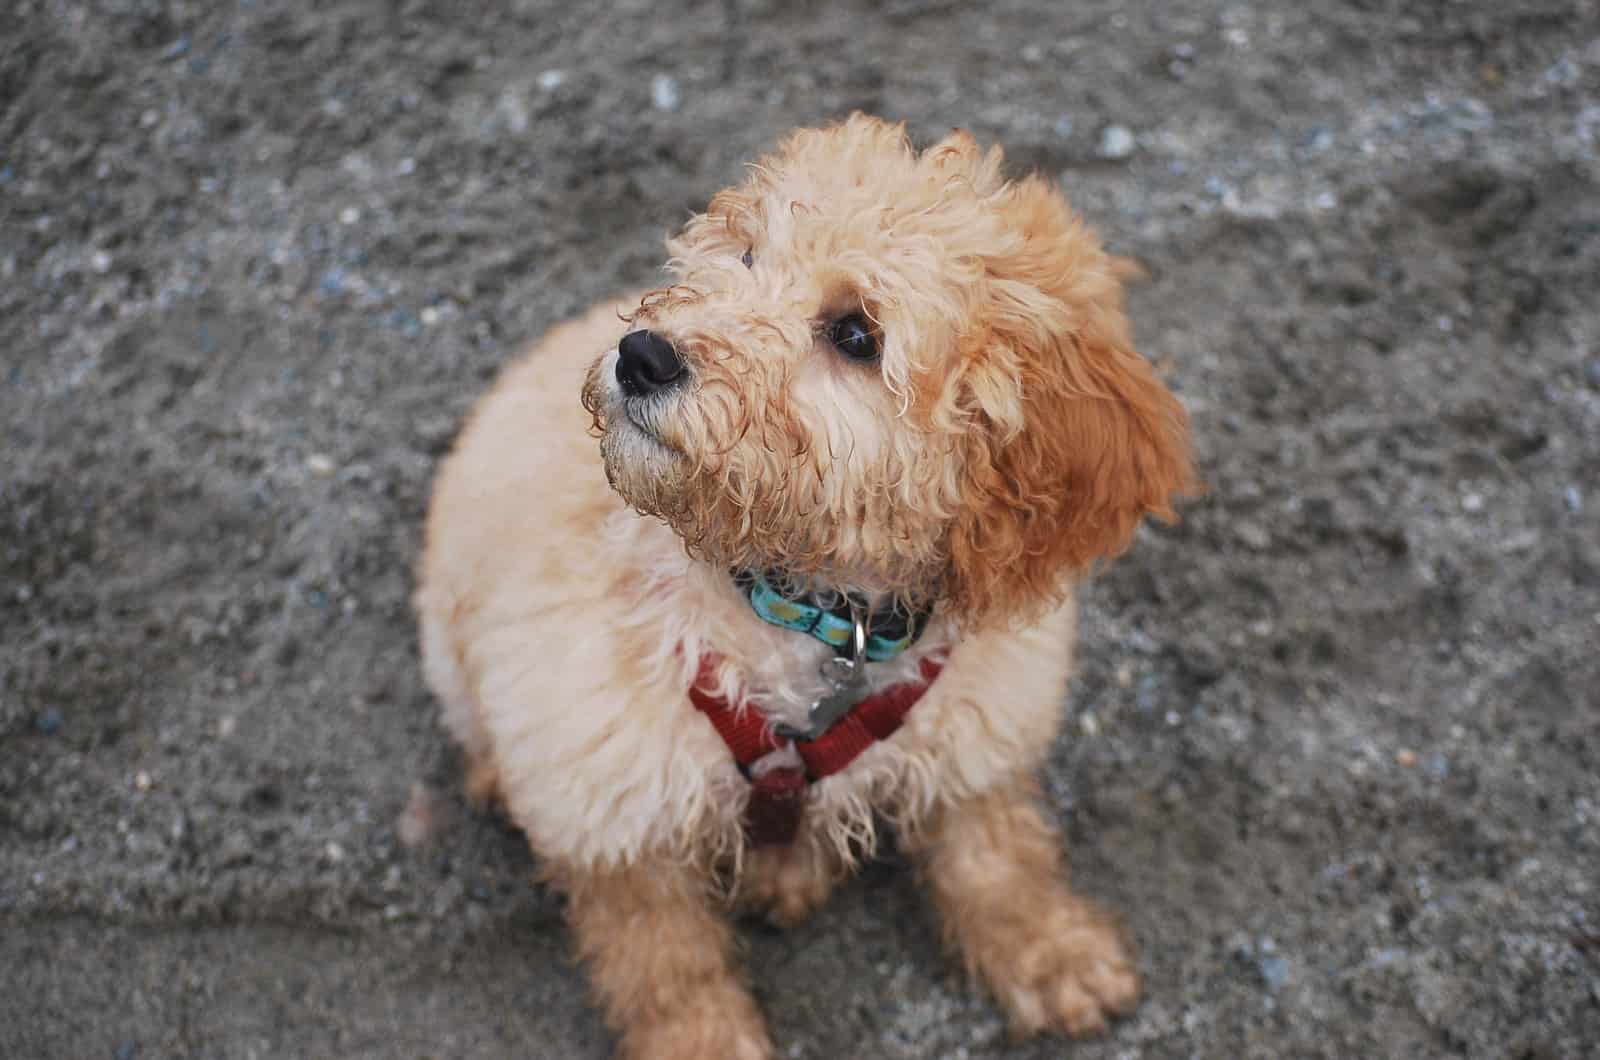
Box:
(581, 119, 1192, 621)
(419, 114, 1195, 1058)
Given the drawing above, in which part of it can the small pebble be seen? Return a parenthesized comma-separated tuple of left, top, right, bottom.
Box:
(420, 305, 441, 327)
(1396, 748, 1418, 768)
(651, 74, 681, 112)
(35, 708, 63, 735)
(306, 453, 336, 476)
(338, 206, 361, 225)
(497, 91, 530, 135)
(1136, 675, 1163, 714)
(1369, 947, 1405, 968)
(1236, 521, 1271, 550)
(389, 308, 421, 338)
(1564, 486, 1583, 512)
(90, 250, 112, 274)
(1545, 57, 1579, 87)
(1098, 124, 1136, 160)
(1079, 711, 1100, 736)
(537, 69, 565, 91)
(1126, 629, 1161, 655)
(1259, 955, 1290, 992)
(324, 841, 345, 864)
(1499, 529, 1540, 553)
(219, 831, 254, 866)
(133, 771, 153, 793)
(1461, 492, 1484, 513)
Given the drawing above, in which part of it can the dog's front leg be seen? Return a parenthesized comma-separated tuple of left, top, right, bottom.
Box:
(563, 857, 773, 1060)
(912, 776, 1140, 1038)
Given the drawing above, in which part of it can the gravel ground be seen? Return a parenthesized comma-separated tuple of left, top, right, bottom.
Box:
(3, 1, 1599, 1057)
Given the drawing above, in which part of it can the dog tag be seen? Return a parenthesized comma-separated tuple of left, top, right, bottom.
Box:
(804, 660, 869, 738)
(787, 608, 869, 741)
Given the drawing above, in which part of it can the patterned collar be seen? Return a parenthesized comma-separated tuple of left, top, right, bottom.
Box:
(732, 570, 933, 662)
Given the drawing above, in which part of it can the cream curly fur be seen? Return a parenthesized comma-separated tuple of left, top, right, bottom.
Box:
(416, 114, 1194, 1058)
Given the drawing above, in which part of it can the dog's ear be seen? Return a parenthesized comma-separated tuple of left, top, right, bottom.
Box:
(943, 177, 1196, 625)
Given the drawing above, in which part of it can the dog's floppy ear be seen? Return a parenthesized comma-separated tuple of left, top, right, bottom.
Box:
(943, 176, 1196, 625)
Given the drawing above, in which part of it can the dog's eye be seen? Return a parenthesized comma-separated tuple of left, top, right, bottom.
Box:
(741, 248, 754, 269)
(828, 313, 879, 362)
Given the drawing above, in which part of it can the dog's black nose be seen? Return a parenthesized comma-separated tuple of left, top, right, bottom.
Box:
(616, 330, 686, 397)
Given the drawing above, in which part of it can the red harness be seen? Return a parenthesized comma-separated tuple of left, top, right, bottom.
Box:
(688, 654, 944, 846)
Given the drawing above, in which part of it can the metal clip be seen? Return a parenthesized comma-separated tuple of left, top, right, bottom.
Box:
(781, 603, 869, 742)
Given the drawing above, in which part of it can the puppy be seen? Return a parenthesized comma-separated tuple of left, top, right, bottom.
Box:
(417, 114, 1194, 1058)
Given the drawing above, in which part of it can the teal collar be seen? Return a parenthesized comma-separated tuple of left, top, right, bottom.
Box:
(734, 570, 932, 662)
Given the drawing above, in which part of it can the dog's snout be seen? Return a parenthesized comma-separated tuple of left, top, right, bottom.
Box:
(616, 330, 686, 397)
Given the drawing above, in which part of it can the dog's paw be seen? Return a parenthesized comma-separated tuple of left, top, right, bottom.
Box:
(975, 897, 1140, 1038)
(463, 754, 503, 811)
(737, 841, 837, 928)
(622, 984, 775, 1060)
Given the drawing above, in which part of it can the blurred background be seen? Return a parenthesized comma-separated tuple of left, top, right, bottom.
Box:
(2, 1, 1597, 1056)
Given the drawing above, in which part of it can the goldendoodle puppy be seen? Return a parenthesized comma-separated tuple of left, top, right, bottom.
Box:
(417, 114, 1194, 1058)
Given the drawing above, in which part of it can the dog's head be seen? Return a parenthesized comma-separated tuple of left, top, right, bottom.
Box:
(583, 114, 1195, 627)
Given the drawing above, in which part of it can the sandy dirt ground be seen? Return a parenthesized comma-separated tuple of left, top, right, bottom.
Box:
(3, 1, 1599, 1057)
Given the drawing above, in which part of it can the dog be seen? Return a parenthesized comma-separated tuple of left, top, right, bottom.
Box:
(416, 114, 1195, 1058)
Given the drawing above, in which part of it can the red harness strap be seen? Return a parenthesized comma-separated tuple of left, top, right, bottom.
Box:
(688, 654, 944, 846)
